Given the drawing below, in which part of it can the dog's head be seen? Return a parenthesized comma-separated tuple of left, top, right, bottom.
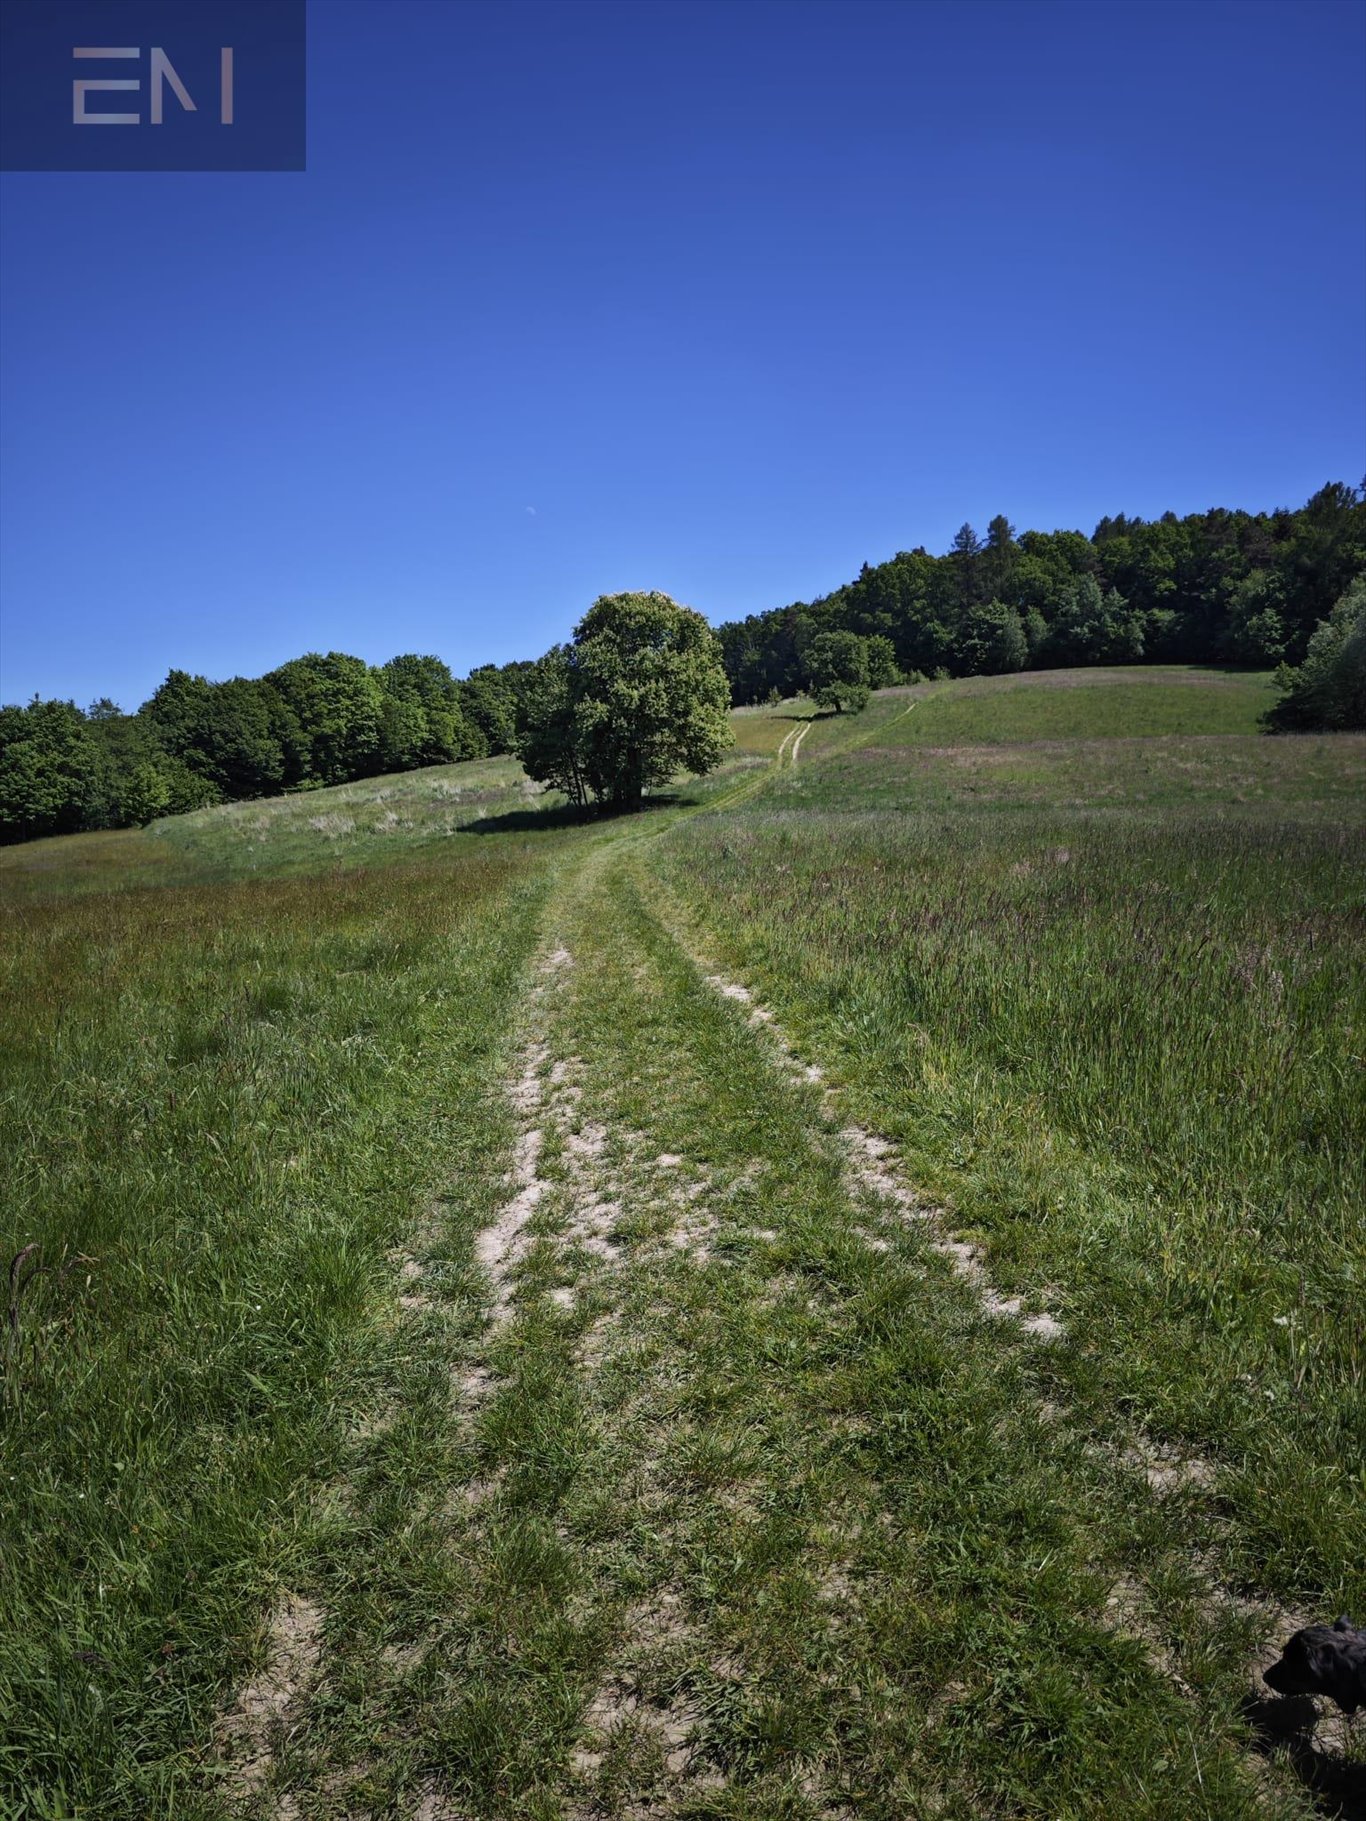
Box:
(1263, 1617, 1365, 1714)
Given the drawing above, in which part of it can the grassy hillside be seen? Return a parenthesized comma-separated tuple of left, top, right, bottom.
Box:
(0, 755, 550, 898)
(2, 667, 1362, 1819)
(877, 665, 1279, 742)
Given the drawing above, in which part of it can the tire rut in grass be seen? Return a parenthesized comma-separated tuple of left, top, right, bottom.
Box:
(214, 1593, 326, 1819)
(223, 844, 1343, 1818)
(516, 854, 1268, 1815)
(413, 904, 744, 1815)
(642, 865, 1355, 1806)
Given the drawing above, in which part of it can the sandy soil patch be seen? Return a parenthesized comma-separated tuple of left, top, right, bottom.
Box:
(215, 1592, 325, 1805)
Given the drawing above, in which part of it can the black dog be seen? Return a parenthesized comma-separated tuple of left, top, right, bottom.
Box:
(1263, 1617, 1366, 1714)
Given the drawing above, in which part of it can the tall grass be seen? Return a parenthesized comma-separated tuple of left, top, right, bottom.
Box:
(0, 756, 552, 901)
(657, 703, 1366, 1607)
(0, 842, 554, 1814)
(2, 665, 1362, 1813)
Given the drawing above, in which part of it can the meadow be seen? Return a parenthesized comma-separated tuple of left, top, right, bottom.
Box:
(2, 666, 1363, 1820)
(658, 674, 1366, 1602)
(0, 832, 564, 1814)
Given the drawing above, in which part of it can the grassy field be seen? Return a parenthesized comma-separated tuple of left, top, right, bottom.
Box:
(0, 757, 552, 899)
(2, 666, 1363, 1819)
(877, 666, 1279, 742)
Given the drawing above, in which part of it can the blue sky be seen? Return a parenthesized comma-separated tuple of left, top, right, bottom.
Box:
(1, 0, 1363, 712)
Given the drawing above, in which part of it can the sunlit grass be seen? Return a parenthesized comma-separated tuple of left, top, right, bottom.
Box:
(0, 839, 557, 1814)
(879, 666, 1278, 743)
(0, 756, 553, 899)
(657, 675, 1366, 1611)
(2, 663, 1361, 1816)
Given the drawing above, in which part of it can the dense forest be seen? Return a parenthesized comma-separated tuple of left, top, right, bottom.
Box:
(2, 482, 1362, 844)
(0, 653, 537, 845)
(714, 481, 1366, 703)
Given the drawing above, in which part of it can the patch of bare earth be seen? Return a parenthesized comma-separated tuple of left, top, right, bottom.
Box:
(481, 964, 748, 1811)
(460, 942, 578, 1344)
(409, 1779, 474, 1820)
(570, 1588, 728, 1814)
(554, 1037, 722, 1289)
(474, 1122, 547, 1320)
(215, 1592, 325, 1814)
(461, 937, 724, 1386)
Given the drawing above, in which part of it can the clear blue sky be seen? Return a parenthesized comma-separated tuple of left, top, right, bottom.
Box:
(1, 0, 1363, 712)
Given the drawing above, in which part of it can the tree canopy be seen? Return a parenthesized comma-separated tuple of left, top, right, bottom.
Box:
(0, 699, 101, 844)
(805, 630, 871, 714)
(1264, 574, 1366, 732)
(0, 647, 538, 845)
(516, 592, 732, 810)
(715, 482, 1366, 704)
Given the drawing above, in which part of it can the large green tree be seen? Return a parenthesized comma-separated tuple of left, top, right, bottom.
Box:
(1222, 571, 1287, 667)
(377, 654, 484, 768)
(459, 663, 530, 755)
(0, 699, 102, 844)
(85, 704, 218, 826)
(264, 653, 383, 786)
(864, 634, 903, 689)
(951, 522, 986, 608)
(1044, 576, 1145, 665)
(516, 646, 588, 807)
(981, 515, 1019, 603)
(517, 592, 732, 811)
(956, 600, 1028, 676)
(141, 669, 214, 764)
(1265, 575, 1366, 731)
(142, 670, 289, 799)
(805, 630, 871, 714)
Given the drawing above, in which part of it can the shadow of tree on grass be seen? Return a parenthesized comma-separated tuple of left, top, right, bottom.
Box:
(456, 793, 700, 836)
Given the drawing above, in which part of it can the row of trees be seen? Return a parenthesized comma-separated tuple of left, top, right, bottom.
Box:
(5, 484, 1362, 845)
(715, 483, 1366, 703)
(0, 650, 539, 845)
(0, 596, 737, 843)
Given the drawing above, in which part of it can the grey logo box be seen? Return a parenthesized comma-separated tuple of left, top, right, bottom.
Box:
(1, 0, 306, 171)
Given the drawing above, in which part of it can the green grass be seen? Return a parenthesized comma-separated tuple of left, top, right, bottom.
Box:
(0, 839, 559, 1814)
(880, 667, 1280, 743)
(2, 664, 1362, 1818)
(0, 756, 550, 900)
(151, 754, 544, 872)
(656, 679, 1366, 1615)
(814, 730, 1363, 812)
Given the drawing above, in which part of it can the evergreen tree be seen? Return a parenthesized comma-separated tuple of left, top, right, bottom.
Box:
(951, 522, 986, 607)
(981, 515, 1018, 602)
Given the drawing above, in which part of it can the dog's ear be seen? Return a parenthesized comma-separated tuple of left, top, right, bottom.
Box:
(1332, 1615, 1352, 1633)
(1303, 1635, 1331, 1674)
